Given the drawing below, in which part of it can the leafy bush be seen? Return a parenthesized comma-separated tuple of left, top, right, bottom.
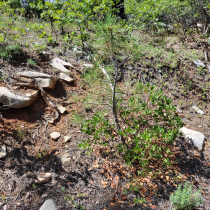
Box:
(126, 0, 210, 33)
(80, 83, 184, 171)
(170, 181, 203, 210)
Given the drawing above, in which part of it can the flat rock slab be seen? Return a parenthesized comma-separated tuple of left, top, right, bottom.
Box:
(37, 173, 52, 184)
(39, 199, 56, 210)
(50, 132, 60, 140)
(180, 127, 205, 150)
(17, 71, 58, 89)
(0, 145, 6, 158)
(0, 87, 38, 108)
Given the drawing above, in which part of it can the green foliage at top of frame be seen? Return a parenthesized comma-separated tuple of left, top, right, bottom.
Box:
(80, 83, 184, 171)
(170, 181, 203, 210)
(1, 0, 210, 34)
(125, 0, 210, 30)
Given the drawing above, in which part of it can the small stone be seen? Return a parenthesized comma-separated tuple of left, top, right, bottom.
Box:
(57, 105, 66, 114)
(180, 127, 205, 150)
(39, 199, 56, 210)
(0, 145, 6, 158)
(37, 173, 52, 184)
(61, 153, 71, 166)
(82, 64, 93, 68)
(64, 136, 71, 143)
(193, 60, 205, 68)
(50, 132, 60, 140)
(16, 202, 21, 206)
(192, 106, 204, 115)
(61, 157, 71, 166)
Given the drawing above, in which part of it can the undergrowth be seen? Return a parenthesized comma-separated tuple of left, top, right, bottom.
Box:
(170, 181, 203, 210)
(80, 82, 184, 173)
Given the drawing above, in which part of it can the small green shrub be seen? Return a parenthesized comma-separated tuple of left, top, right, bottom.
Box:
(170, 182, 203, 210)
(27, 58, 36, 66)
(0, 44, 22, 61)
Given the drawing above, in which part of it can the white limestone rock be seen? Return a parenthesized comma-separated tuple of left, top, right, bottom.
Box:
(37, 173, 52, 184)
(64, 136, 71, 143)
(192, 106, 204, 115)
(17, 71, 58, 89)
(0, 145, 6, 158)
(193, 60, 205, 68)
(180, 127, 205, 150)
(50, 132, 60, 140)
(39, 199, 56, 210)
(57, 105, 66, 114)
(82, 64, 93, 68)
(0, 87, 38, 108)
(61, 153, 71, 166)
(50, 57, 74, 73)
(58, 72, 73, 82)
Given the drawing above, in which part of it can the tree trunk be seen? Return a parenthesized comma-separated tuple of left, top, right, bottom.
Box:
(113, 0, 126, 19)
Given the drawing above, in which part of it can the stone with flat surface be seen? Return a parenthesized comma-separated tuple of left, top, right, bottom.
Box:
(50, 132, 60, 140)
(180, 127, 205, 150)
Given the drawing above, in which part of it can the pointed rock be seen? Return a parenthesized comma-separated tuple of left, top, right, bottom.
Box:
(58, 72, 73, 82)
(64, 136, 71, 143)
(39, 199, 56, 210)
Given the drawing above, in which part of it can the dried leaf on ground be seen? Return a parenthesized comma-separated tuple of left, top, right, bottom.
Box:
(101, 180, 108, 188)
(111, 176, 119, 188)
